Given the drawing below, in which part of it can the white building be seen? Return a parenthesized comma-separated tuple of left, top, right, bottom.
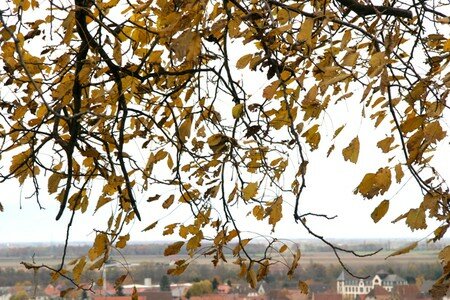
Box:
(336, 270, 407, 299)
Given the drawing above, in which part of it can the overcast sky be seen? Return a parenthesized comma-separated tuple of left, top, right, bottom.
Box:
(0, 1, 449, 247)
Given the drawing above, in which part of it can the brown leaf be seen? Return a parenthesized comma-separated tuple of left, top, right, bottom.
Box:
(116, 234, 130, 249)
(394, 164, 404, 183)
(355, 167, 392, 199)
(162, 195, 175, 209)
(405, 208, 427, 230)
(298, 280, 309, 294)
(236, 54, 253, 69)
(371, 200, 389, 223)
(164, 241, 185, 256)
(386, 241, 418, 259)
(114, 274, 127, 289)
(142, 221, 158, 232)
(72, 256, 86, 284)
(342, 136, 359, 164)
(438, 246, 450, 265)
(377, 136, 394, 153)
(242, 182, 258, 201)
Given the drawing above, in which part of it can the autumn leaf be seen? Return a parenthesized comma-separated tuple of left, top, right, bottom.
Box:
(377, 136, 394, 153)
(371, 200, 389, 223)
(164, 241, 185, 256)
(178, 116, 192, 143)
(88, 233, 109, 261)
(142, 221, 158, 232)
(95, 196, 113, 212)
(48, 173, 63, 194)
(405, 208, 427, 230)
(242, 182, 258, 201)
(301, 124, 321, 150)
(439, 246, 450, 265)
(247, 269, 257, 289)
(394, 164, 404, 183)
(132, 286, 139, 300)
(163, 223, 178, 236)
(342, 136, 359, 164)
(114, 274, 127, 289)
(298, 280, 309, 294)
(268, 196, 283, 228)
(236, 54, 252, 69)
(116, 234, 130, 249)
(72, 257, 86, 284)
(232, 103, 244, 119)
(386, 241, 418, 259)
(162, 195, 175, 209)
(355, 167, 392, 199)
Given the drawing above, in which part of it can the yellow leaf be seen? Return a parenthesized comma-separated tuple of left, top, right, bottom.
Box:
(438, 246, 450, 264)
(48, 172, 63, 194)
(297, 18, 314, 47)
(298, 280, 309, 294)
(242, 182, 258, 201)
(164, 241, 185, 256)
(253, 205, 265, 220)
(162, 195, 175, 209)
(236, 54, 253, 69)
(262, 80, 280, 99)
(377, 136, 394, 153)
(233, 238, 251, 256)
(163, 223, 178, 236)
(232, 103, 244, 119)
(116, 234, 129, 249)
(394, 164, 404, 183)
(401, 115, 425, 133)
(386, 241, 418, 259)
(247, 269, 257, 288)
(279, 244, 287, 253)
(207, 133, 228, 153)
(341, 30, 351, 49)
(114, 275, 127, 289)
(301, 124, 321, 150)
(406, 208, 427, 230)
(342, 136, 359, 164)
(405, 81, 427, 103)
(142, 221, 158, 232)
(333, 125, 345, 139)
(88, 233, 108, 261)
(320, 73, 351, 88)
(443, 39, 450, 52)
(73, 256, 86, 284)
(178, 116, 192, 143)
(268, 197, 283, 227)
(61, 11, 75, 45)
(371, 200, 389, 223)
(167, 263, 188, 276)
(355, 167, 391, 199)
(424, 121, 446, 143)
(342, 50, 359, 67)
(132, 286, 139, 300)
(367, 52, 386, 77)
(95, 196, 113, 212)
(186, 233, 202, 252)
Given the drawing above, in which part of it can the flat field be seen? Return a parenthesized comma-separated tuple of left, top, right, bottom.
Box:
(0, 250, 439, 268)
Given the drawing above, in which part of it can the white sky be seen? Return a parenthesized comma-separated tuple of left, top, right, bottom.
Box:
(0, 1, 449, 247)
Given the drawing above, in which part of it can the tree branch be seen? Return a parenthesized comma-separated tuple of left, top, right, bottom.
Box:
(336, 0, 413, 19)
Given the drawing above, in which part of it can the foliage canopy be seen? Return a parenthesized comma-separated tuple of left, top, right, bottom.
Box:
(0, 0, 450, 296)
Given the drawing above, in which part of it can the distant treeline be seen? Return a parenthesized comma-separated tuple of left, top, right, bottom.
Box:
(0, 260, 443, 289)
(0, 241, 443, 259)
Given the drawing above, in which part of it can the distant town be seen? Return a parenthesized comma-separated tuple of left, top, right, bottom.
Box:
(0, 240, 446, 299)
